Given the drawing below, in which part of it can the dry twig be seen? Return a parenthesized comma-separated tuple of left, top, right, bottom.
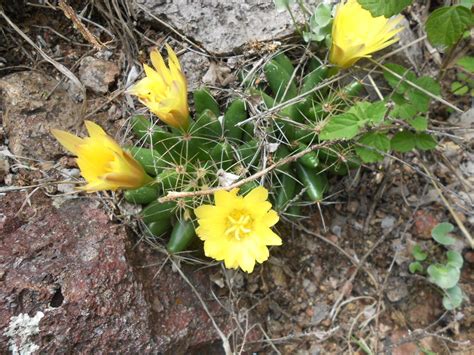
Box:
(58, 0, 106, 50)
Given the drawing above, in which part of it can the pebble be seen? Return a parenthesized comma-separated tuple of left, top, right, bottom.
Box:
(386, 277, 409, 302)
(381, 215, 396, 229)
(79, 56, 120, 94)
(0, 158, 9, 182)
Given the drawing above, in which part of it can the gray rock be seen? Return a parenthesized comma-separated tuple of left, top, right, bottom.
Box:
(386, 277, 409, 302)
(136, 0, 321, 53)
(0, 157, 9, 183)
(179, 51, 210, 91)
(311, 302, 329, 325)
(0, 72, 83, 160)
(79, 56, 120, 94)
(381, 215, 396, 229)
(397, 17, 424, 71)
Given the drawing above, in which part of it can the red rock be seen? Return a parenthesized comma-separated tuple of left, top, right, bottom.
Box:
(390, 330, 437, 355)
(465, 251, 474, 264)
(0, 192, 229, 353)
(413, 210, 439, 239)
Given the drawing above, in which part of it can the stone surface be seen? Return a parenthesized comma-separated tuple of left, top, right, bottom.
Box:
(0, 72, 82, 160)
(412, 210, 439, 239)
(179, 51, 211, 91)
(389, 330, 437, 355)
(79, 57, 120, 94)
(396, 17, 424, 70)
(385, 277, 409, 302)
(0, 156, 9, 182)
(0, 192, 227, 353)
(136, 0, 320, 53)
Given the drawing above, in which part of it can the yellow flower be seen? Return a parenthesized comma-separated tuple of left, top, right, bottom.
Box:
(129, 45, 189, 129)
(194, 186, 282, 273)
(51, 121, 153, 192)
(329, 0, 403, 69)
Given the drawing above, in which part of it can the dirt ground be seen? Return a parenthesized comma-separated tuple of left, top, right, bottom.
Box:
(0, 1, 472, 354)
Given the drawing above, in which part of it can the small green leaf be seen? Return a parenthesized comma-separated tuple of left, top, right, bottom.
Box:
(320, 113, 362, 140)
(446, 250, 463, 269)
(357, 0, 413, 17)
(459, 0, 474, 8)
(313, 3, 332, 27)
(366, 101, 388, 124)
(392, 102, 418, 119)
(354, 146, 383, 163)
(442, 285, 463, 310)
(425, 6, 474, 47)
(412, 245, 428, 261)
(427, 264, 460, 289)
(456, 56, 474, 73)
(451, 82, 469, 96)
(415, 133, 437, 151)
(384, 63, 416, 93)
(273, 0, 295, 11)
(407, 116, 428, 131)
(391, 131, 416, 152)
(355, 132, 390, 163)
(349, 101, 387, 124)
(432, 222, 456, 245)
(409, 261, 424, 274)
(408, 76, 441, 112)
(420, 348, 437, 355)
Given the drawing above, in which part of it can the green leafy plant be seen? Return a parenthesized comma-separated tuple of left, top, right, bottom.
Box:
(357, 0, 413, 18)
(303, 3, 333, 44)
(450, 55, 474, 97)
(409, 222, 465, 310)
(318, 62, 440, 164)
(425, 5, 473, 48)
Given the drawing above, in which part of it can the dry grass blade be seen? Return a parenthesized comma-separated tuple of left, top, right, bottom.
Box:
(58, 0, 106, 50)
(370, 58, 464, 113)
(0, 9, 86, 99)
(421, 163, 474, 248)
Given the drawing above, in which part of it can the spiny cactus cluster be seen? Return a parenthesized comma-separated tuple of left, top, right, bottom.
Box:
(123, 52, 364, 253)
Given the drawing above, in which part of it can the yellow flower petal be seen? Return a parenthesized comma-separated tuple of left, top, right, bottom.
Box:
(52, 121, 152, 192)
(330, 0, 403, 69)
(194, 186, 281, 273)
(244, 185, 268, 204)
(84, 120, 106, 137)
(129, 45, 189, 129)
(262, 210, 279, 227)
(51, 129, 84, 155)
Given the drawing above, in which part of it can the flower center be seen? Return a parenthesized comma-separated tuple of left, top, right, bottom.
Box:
(225, 210, 253, 240)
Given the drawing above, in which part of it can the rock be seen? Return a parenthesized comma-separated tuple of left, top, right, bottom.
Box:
(385, 277, 409, 302)
(179, 51, 210, 91)
(413, 210, 439, 239)
(270, 264, 287, 288)
(136, 0, 321, 53)
(396, 18, 424, 71)
(310, 303, 329, 325)
(449, 108, 473, 141)
(79, 57, 120, 94)
(0, 72, 82, 160)
(381, 215, 396, 230)
(0, 156, 9, 182)
(389, 330, 437, 355)
(0, 192, 228, 353)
